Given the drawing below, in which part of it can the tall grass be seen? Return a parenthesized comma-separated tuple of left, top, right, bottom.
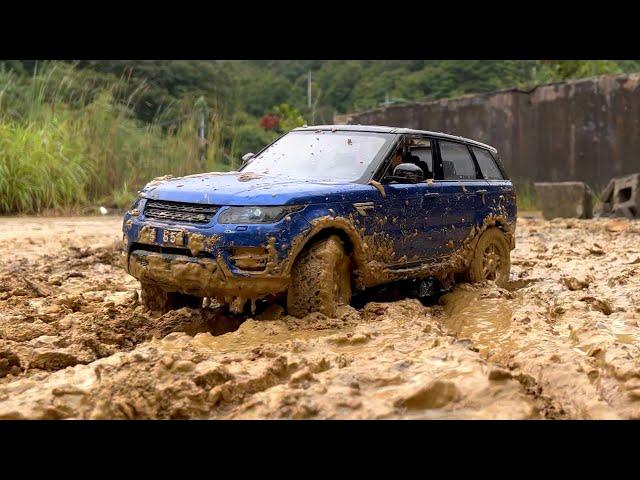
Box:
(513, 179, 539, 211)
(0, 62, 234, 214)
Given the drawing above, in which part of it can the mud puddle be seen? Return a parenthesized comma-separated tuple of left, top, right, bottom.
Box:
(441, 285, 516, 356)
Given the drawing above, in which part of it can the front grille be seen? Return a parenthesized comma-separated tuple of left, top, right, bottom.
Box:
(144, 200, 219, 224)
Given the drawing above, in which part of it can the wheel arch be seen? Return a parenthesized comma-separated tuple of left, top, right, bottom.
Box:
(476, 214, 516, 250)
(284, 216, 368, 283)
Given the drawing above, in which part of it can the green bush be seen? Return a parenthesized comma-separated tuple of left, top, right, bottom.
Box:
(0, 120, 88, 213)
(0, 62, 237, 214)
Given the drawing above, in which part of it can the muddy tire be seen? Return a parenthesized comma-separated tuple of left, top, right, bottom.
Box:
(466, 227, 511, 287)
(287, 235, 352, 318)
(140, 283, 202, 312)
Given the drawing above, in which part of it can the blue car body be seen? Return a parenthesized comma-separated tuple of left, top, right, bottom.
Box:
(122, 125, 516, 310)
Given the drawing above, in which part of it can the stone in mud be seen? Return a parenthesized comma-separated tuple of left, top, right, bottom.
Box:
(396, 380, 461, 410)
(534, 182, 594, 220)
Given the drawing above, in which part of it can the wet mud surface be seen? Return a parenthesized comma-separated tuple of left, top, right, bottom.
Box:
(0, 214, 639, 419)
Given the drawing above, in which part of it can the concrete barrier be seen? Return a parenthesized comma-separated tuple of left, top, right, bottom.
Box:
(597, 173, 640, 218)
(534, 182, 594, 220)
(344, 74, 640, 188)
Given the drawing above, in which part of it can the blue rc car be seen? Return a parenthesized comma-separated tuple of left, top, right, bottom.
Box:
(122, 125, 516, 317)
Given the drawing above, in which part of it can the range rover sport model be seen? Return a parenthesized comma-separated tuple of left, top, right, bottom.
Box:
(122, 125, 516, 317)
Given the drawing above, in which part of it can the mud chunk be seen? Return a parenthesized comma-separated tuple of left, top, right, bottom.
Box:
(288, 367, 316, 388)
(0, 318, 56, 342)
(193, 361, 232, 389)
(55, 294, 85, 312)
(396, 380, 462, 410)
(172, 360, 196, 373)
(587, 245, 605, 256)
(362, 302, 390, 321)
(325, 332, 371, 346)
(0, 350, 21, 378)
(580, 296, 614, 315)
(256, 304, 284, 321)
(21, 277, 55, 297)
(30, 350, 80, 371)
(488, 367, 513, 381)
(291, 402, 319, 419)
(562, 275, 593, 291)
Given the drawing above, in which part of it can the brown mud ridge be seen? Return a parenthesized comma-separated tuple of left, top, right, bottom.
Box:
(0, 215, 639, 419)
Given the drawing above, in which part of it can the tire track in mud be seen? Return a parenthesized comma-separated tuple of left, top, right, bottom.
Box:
(439, 217, 640, 419)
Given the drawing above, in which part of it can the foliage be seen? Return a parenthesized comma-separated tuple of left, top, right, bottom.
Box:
(0, 63, 233, 214)
(1, 59, 639, 214)
(272, 103, 306, 132)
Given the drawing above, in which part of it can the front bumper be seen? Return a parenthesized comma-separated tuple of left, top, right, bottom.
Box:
(127, 249, 289, 302)
(122, 205, 312, 302)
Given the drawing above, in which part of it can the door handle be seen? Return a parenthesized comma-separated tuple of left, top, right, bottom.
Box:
(474, 189, 488, 194)
(424, 192, 440, 198)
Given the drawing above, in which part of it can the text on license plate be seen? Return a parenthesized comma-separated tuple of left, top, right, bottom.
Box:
(162, 230, 184, 246)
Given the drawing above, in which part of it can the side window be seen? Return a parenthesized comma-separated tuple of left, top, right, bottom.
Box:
(439, 141, 478, 180)
(472, 147, 504, 180)
(408, 138, 434, 179)
(381, 136, 435, 180)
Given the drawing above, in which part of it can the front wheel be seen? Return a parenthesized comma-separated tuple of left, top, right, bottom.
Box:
(287, 235, 352, 318)
(140, 282, 202, 312)
(466, 227, 511, 287)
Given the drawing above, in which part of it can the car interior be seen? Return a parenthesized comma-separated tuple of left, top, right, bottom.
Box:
(383, 136, 435, 182)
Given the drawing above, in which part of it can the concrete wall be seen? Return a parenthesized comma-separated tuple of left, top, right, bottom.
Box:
(341, 74, 640, 188)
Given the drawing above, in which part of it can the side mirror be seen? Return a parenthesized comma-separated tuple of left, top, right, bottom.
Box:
(388, 163, 424, 183)
(241, 152, 255, 169)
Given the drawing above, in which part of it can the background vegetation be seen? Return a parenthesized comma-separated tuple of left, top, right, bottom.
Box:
(1, 60, 639, 214)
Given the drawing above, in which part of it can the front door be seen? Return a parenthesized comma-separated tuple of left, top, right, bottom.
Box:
(367, 135, 449, 267)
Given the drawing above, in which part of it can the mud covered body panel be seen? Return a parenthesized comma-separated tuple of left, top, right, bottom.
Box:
(122, 176, 515, 303)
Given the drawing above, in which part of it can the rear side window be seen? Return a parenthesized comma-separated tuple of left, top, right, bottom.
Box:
(472, 147, 504, 180)
(439, 141, 477, 180)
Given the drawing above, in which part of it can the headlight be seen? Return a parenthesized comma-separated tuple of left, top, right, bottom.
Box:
(129, 198, 141, 210)
(218, 205, 304, 224)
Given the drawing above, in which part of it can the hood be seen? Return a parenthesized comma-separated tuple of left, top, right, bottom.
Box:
(139, 171, 374, 206)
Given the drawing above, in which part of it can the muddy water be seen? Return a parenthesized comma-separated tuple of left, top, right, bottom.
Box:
(441, 286, 516, 356)
(0, 215, 639, 419)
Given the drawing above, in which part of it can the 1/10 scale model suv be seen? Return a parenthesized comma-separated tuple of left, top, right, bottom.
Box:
(122, 125, 516, 317)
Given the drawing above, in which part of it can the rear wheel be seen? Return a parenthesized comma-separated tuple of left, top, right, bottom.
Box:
(287, 235, 352, 318)
(466, 227, 511, 287)
(140, 282, 202, 312)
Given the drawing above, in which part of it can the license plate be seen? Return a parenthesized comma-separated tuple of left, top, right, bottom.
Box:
(162, 229, 184, 246)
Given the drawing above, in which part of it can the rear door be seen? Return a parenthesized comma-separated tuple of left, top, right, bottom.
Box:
(470, 146, 515, 220)
(433, 139, 489, 255)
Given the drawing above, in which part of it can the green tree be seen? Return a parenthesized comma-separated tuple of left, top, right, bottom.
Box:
(272, 103, 305, 132)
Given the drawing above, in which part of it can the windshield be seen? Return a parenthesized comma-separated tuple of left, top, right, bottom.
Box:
(241, 130, 394, 182)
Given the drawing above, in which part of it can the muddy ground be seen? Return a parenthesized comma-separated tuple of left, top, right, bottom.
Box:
(0, 214, 639, 419)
